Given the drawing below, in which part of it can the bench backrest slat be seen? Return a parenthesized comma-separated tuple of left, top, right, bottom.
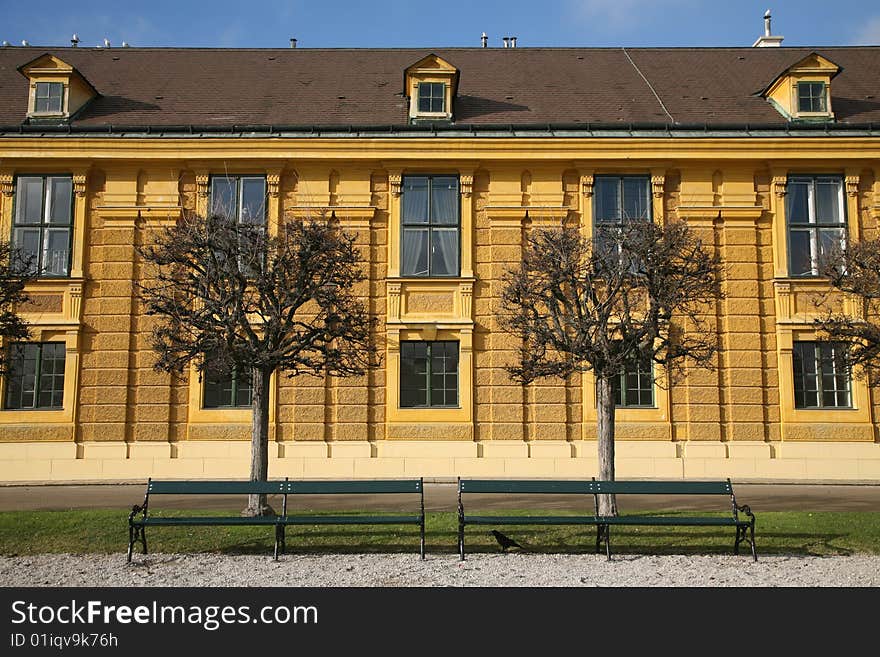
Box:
(459, 479, 593, 494)
(285, 480, 422, 495)
(147, 480, 287, 495)
(593, 480, 732, 496)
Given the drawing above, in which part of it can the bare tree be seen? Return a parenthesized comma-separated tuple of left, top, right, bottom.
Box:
(139, 212, 378, 516)
(501, 220, 722, 514)
(817, 238, 880, 382)
(0, 241, 35, 375)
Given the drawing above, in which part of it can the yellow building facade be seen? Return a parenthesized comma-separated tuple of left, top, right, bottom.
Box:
(1, 45, 879, 482)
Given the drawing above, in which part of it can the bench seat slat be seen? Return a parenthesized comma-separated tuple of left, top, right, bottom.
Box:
(463, 515, 601, 525)
(286, 480, 422, 495)
(459, 480, 592, 494)
(134, 516, 279, 526)
(281, 515, 422, 525)
(594, 481, 733, 496)
(147, 481, 287, 495)
(602, 515, 747, 526)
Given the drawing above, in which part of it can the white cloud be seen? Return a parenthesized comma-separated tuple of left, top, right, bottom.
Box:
(851, 16, 880, 45)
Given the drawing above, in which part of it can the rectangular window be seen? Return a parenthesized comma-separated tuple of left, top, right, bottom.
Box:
(401, 175, 459, 277)
(610, 357, 654, 408)
(34, 82, 64, 114)
(210, 176, 267, 224)
(417, 82, 445, 114)
(12, 176, 73, 277)
(203, 368, 253, 408)
(792, 342, 851, 409)
(593, 175, 651, 268)
(797, 82, 827, 113)
(786, 176, 845, 277)
(400, 341, 459, 408)
(3, 343, 66, 410)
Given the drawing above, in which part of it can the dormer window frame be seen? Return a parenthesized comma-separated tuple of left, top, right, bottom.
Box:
(417, 81, 447, 116)
(794, 79, 830, 117)
(31, 80, 67, 117)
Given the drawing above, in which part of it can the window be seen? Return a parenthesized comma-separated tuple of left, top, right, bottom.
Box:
(34, 82, 64, 114)
(786, 176, 845, 277)
(417, 82, 445, 114)
(401, 175, 459, 277)
(611, 358, 654, 408)
(593, 176, 651, 267)
(3, 343, 65, 410)
(797, 82, 827, 114)
(12, 176, 73, 277)
(203, 368, 253, 408)
(793, 342, 851, 409)
(210, 176, 267, 224)
(400, 341, 459, 408)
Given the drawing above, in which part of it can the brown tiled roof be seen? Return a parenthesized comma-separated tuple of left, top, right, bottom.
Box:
(1, 46, 879, 129)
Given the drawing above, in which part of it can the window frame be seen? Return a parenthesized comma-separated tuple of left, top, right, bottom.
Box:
(417, 82, 446, 115)
(610, 357, 655, 408)
(400, 174, 461, 278)
(399, 340, 460, 409)
(202, 366, 253, 409)
(2, 342, 66, 411)
(11, 174, 74, 278)
(796, 81, 828, 115)
(792, 341, 852, 409)
(208, 175, 268, 225)
(33, 81, 65, 115)
(592, 175, 652, 270)
(785, 175, 846, 278)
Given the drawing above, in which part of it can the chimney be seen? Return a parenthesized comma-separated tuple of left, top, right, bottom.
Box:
(71, 33, 79, 47)
(289, 38, 297, 48)
(502, 36, 510, 48)
(481, 32, 487, 48)
(752, 9, 784, 47)
(510, 36, 517, 48)
(103, 37, 111, 48)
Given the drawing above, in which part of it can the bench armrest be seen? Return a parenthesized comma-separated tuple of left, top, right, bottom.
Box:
(736, 503, 755, 523)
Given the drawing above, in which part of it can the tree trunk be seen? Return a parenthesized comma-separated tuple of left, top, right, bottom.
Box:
(243, 367, 274, 517)
(595, 374, 618, 516)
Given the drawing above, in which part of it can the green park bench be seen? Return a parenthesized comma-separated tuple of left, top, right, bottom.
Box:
(128, 477, 425, 562)
(457, 477, 756, 561)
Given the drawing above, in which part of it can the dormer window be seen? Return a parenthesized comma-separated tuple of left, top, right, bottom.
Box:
(760, 52, 838, 122)
(34, 82, 64, 114)
(17, 53, 99, 122)
(797, 82, 827, 114)
(404, 54, 458, 122)
(418, 82, 446, 114)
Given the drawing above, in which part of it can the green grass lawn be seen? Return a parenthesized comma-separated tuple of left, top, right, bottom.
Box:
(1, 509, 878, 557)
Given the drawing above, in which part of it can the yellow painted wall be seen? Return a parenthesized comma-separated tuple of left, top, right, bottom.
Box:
(1, 136, 879, 482)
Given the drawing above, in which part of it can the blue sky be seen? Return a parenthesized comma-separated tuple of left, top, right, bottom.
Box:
(3, 0, 880, 48)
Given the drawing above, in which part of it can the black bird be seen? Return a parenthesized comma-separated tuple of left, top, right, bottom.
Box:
(490, 530, 525, 553)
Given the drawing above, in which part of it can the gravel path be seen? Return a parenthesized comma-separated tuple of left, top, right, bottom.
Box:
(2, 553, 878, 587)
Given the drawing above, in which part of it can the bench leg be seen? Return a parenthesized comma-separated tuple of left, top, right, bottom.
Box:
(595, 524, 612, 561)
(458, 521, 465, 561)
(420, 521, 426, 560)
(750, 522, 757, 562)
(128, 525, 146, 562)
(274, 525, 281, 561)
